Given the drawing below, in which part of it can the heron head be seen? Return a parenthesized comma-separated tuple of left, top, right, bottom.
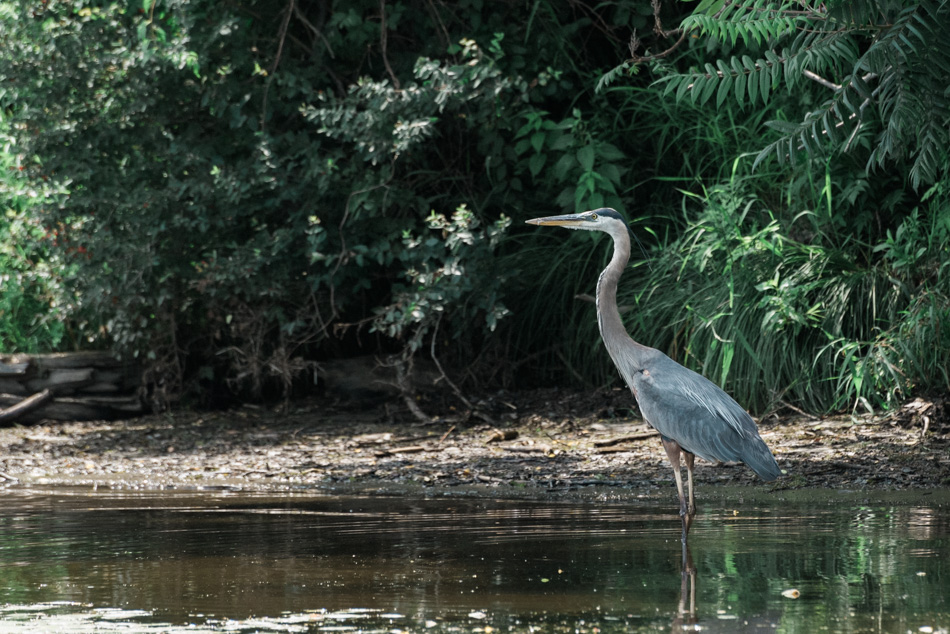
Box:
(525, 208, 628, 236)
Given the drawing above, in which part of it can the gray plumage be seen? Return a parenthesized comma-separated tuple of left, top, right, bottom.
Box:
(623, 350, 782, 481)
(527, 208, 781, 533)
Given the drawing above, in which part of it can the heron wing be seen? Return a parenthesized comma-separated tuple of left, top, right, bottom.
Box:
(630, 353, 781, 480)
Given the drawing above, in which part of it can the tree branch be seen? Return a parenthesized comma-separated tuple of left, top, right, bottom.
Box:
(261, 0, 295, 130)
(802, 69, 841, 91)
(628, 0, 689, 65)
(380, 0, 400, 89)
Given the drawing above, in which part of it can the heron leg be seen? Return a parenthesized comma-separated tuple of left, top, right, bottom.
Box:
(684, 451, 696, 517)
(661, 438, 689, 518)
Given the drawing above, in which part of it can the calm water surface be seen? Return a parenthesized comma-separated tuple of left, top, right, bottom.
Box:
(0, 487, 946, 633)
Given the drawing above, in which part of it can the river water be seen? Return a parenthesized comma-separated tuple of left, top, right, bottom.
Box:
(0, 487, 946, 632)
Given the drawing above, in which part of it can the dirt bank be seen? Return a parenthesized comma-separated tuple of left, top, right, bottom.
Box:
(0, 389, 947, 499)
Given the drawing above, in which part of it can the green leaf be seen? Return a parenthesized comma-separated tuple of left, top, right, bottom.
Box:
(675, 75, 693, 103)
(530, 131, 546, 153)
(600, 163, 622, 186)
(698, 70, 718, 104)
(528, 152, 547, 177)
(759, 59, 771, 105)
(577, 145, 595, 172)
(720, 340, 734, 385)
(548, 132, 574, 151)
(694, 0, 724, 13)
(596, 142, 625, 161)
(715, 72, 732, 109)
(733, 58, 746, 107)
(553, 154, 575, 180)
(744, 57, 759, 104)
(516, 118, 537, 138)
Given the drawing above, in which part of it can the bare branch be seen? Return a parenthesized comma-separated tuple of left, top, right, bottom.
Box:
(628, 0, 689, 65)
(261, 0, 295, 130)
(379, 0, 401, 90)
(802, 69, 841, 91)
(293, 3, 335, 59)
(430, 317, 473, 409)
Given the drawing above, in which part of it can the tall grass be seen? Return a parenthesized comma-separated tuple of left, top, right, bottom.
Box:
(501, 227, 618, 387)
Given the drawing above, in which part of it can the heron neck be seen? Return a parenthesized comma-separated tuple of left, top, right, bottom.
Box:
(596, 229, 652, 364)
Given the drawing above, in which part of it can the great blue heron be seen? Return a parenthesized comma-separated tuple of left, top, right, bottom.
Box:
(527, 208, 781, 537)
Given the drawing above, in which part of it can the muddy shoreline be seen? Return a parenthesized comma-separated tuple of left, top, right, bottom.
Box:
(0, 389, 947, 502)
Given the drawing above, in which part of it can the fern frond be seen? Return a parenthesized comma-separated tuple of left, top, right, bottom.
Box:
(852, 1, 950, 187)
(790, 30, 860, 84)
(753, 90, 864, 170)
(658, 53, 784, 108)
(659, 0, 950, 187)
(595, 62, 636, 94)
(659, 26, 862, 110)
(681, 0, 817, 48)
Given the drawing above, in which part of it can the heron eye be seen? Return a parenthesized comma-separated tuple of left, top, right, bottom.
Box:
(589, 213, 598, 220)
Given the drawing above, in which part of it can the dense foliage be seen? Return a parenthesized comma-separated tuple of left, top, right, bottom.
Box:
(1, 0, 947, 413)
(0, 121, 70, 352)
(0, 0, 642, 405)
(628, 0, 950, 412)
(663, 0, 950, 189)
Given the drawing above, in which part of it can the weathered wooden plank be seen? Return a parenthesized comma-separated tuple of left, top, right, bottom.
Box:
(0, 362, 32, 377)
(0, 376, 132, 396)
(29, 351, 126, 370)
(81, 381, 121, 394)
(91, 368, 127, 385)
(0, 379, 28, 395)
(26, 368, 96, 393)
(64, 394, 144, 408)
(92, 368, 141, 391)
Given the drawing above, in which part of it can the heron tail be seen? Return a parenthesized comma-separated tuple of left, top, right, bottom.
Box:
(743, 440, 782, 481)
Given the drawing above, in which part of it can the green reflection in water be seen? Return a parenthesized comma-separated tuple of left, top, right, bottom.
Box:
(0, 489, 945, 633)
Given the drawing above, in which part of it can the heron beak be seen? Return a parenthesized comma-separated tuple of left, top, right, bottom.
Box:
(525, 213, 588, 228)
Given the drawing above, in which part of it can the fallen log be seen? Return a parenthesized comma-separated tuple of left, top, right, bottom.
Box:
(0, 392, 144, 422)
(0, 389, 53, 424)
